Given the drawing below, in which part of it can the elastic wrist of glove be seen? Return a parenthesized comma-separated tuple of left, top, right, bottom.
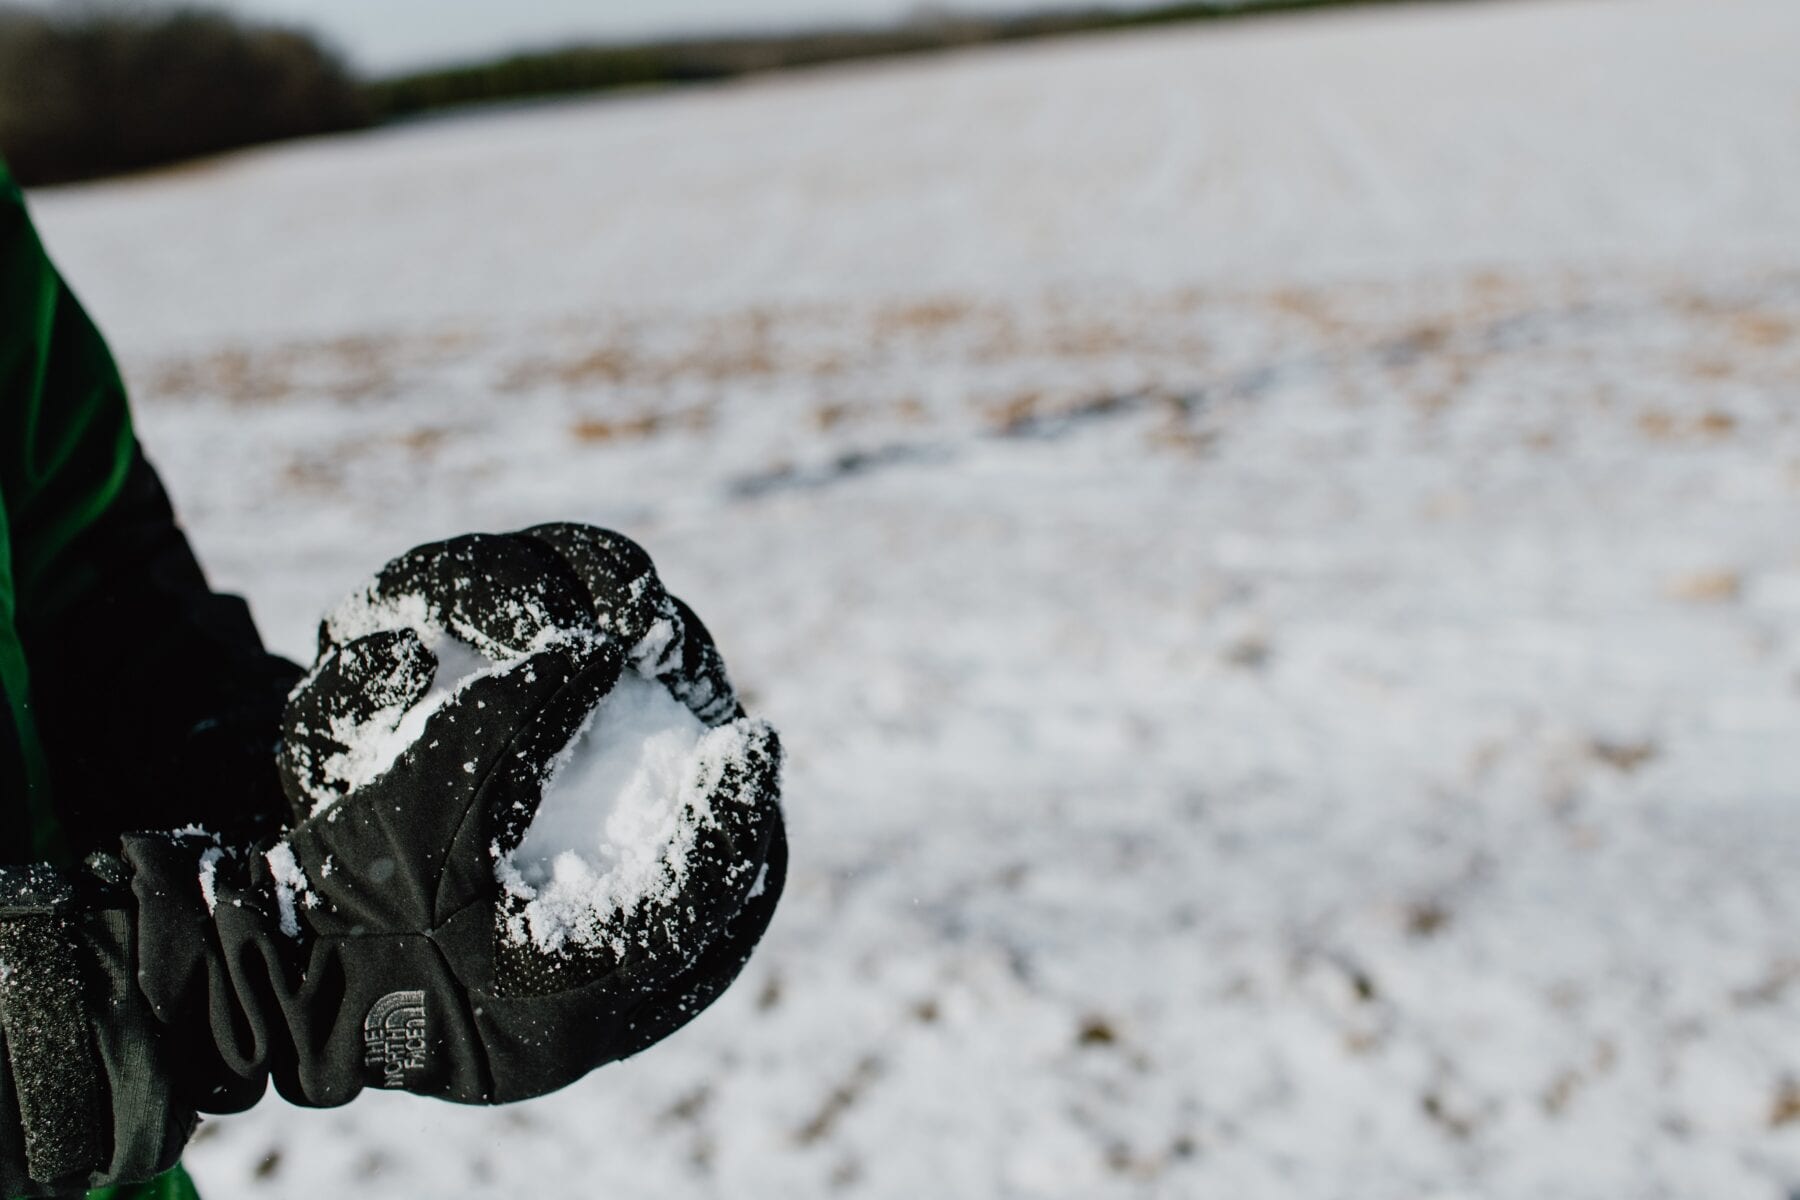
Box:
(118, 827, 481, 1111)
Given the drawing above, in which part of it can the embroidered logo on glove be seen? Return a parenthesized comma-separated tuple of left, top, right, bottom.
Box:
(363, 990, 428, 1088)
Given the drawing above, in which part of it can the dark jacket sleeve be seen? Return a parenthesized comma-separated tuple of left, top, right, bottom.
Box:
(0, 161, 301, 859)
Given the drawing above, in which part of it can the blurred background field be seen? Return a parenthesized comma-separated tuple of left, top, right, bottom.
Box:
(0, 0, 1437, 184)
(14, 0, 1800, 1195)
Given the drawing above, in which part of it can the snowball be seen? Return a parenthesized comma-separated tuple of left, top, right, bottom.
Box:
(496, 673, 713, 954)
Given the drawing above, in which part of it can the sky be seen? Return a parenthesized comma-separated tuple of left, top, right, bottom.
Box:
(35, 0, 1084, 74)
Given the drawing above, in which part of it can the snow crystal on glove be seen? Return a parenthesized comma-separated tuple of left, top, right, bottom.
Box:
(264, 843, 317, 938)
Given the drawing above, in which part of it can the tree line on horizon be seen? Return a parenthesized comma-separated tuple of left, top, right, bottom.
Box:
(0, 5, 366, 185)
(1, 0, 1470, 186)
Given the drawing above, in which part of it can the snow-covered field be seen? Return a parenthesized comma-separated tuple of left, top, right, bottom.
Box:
(27, 0, 1800, 1194)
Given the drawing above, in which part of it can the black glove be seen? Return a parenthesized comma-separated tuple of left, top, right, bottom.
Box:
(0, 528, 785, 1196)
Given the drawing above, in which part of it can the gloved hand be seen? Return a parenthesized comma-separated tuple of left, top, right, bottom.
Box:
(0, 527, 784, 1197)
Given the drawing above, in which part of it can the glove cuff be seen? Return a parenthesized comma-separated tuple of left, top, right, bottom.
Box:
(0, 863, 192, 1196)
(122, 830, 494, 1109)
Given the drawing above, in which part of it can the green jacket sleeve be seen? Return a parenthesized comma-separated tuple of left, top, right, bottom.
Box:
(0, 160, 300, 863)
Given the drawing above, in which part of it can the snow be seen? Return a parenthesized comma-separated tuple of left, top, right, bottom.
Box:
(419, 634, 493, 709)
(23, 0, 1800, 1195)
(197, 847, 224, 915)
(308, 655, 486, 811)
(300, 602, 510, 811)
(629, 614, 681, 678)
(263, 843, 312, 939)
(498, 672, 712, 954)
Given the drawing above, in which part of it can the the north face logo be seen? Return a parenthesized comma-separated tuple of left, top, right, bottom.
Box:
(363, 990, 428, 1088)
